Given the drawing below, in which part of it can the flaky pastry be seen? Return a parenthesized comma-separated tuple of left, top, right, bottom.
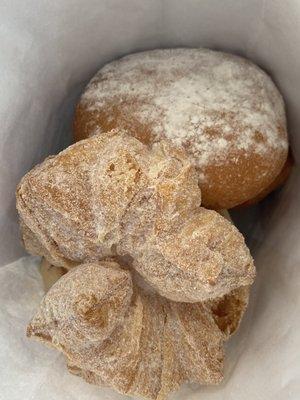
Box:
(17, 130, 255, 399)
(27, 261, 249, 399)
(17, 130, 255, 302)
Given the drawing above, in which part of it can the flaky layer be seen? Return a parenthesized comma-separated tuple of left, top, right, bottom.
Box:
(16, 130, 255, 302)
(28, 262, 249, 400)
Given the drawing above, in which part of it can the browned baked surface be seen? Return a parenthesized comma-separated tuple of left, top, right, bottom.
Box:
(73, 48, 288, 209)
(17, 130, 255, 302)
(237, 149, 293, 207)
(27, 261, 249, 399)
(38, 258, 249, 338)
(17, 131, 255, 399)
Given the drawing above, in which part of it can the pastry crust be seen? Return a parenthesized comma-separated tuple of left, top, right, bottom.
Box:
(17, 130, 255, 399)
(27, 261, 248, 399)
(17, 130, 255, 302)
(38, 209, 248, 337)
(73, 48, 288, 209)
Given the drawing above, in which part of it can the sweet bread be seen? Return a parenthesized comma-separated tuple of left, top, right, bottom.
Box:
(28, 261, 249, 399)
(38, 209, 247, 337)
(38, 259, 249, 338)
(17, 130, 255, 399)
(17, 130, 255, 302)
(38, 209, 248, 337)
(74, 48, 289, 209)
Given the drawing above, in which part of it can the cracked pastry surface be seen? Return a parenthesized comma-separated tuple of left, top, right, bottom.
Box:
(27, 261, 249, 400)
(16, 130, 255, 399)
(73, 48, 288, 209)
(16, 130, 255, 302)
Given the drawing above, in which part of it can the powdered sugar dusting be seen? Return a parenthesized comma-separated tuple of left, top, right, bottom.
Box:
(82, 48, 288, 171)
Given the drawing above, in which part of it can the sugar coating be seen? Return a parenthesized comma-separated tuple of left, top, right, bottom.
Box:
(82, 48, 288, 170)
(16, 130, 255, 303)
(27, 261, 249, 400)
(17, 131, 255, 399)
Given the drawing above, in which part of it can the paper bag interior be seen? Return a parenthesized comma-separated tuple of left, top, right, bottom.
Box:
(0, 1, 299, 399)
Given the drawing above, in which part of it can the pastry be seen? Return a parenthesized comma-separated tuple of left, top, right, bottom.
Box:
(16, 130, 255, 302)
(27, 261, 249, 400)
(38, 208, 248, 337)
(38, 209, 248, 336)
(73, 48, 289, 209)
(17, 130, 255, 399)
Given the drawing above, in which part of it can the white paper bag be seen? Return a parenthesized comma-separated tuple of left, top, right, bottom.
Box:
(1, 0, 299, 399)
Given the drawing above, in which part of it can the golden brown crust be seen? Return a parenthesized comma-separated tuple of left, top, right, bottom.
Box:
(73, 48, 288, 209)
(17, 130, 255, 302)
(237, 149, 293, 207)
(28, 262, 250, 399)
(38, 209, 247, 337)
(17, 131, 255, 399)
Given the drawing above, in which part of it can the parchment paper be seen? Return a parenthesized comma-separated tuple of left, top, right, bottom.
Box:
(0, 0, 300, 399)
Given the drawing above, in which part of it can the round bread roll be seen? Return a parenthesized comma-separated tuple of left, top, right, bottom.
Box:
(74, 48, 289, 209)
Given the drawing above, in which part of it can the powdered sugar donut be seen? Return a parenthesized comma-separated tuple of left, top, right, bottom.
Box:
(74, 48, 289, 209)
